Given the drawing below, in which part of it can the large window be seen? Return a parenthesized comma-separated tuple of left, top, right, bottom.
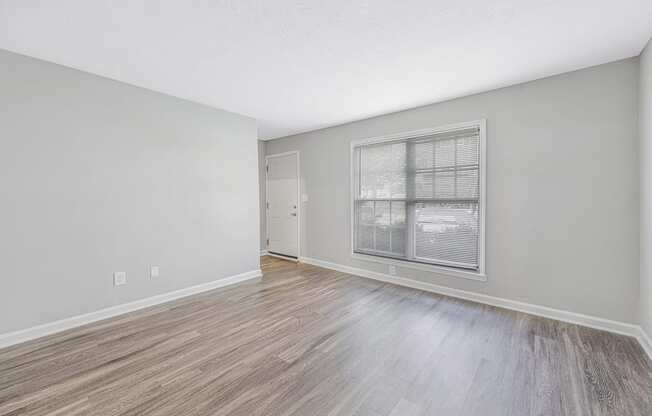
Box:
(351, 121, 485, 276)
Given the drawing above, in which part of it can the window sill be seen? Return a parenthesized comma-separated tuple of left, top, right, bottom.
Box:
(350, 253, 487, 282)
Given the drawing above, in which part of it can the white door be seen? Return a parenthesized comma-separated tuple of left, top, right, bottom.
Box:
(266, 152, 299, 258)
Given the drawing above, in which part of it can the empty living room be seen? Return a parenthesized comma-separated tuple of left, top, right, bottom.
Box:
(2, 1, 652, 415)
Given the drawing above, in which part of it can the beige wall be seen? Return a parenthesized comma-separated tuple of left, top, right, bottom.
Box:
(0, 50, 260, 334)
(264, 58, 640, 323)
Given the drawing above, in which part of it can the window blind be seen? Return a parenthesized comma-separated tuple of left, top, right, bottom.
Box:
(353, 126, 481, 270)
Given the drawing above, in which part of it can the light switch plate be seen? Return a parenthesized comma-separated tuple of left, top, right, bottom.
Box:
(301, 194, 309, 202)
(150, 265, 160, 278)
(113, 272, 127, 286)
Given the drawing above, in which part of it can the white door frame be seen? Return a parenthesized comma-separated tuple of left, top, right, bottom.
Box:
(265, 150, 300, 261)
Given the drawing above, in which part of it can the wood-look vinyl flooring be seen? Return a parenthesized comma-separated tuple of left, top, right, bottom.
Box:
(0, 256, 651, 415)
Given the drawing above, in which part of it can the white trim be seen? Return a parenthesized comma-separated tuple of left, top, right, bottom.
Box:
(478, 119, 487, 275)
(349, 119, 487, 279)
(265, 150, 301, 259)
(636, 327, 652, 361)
(349, 120, 485, 147)
(0, 269, 262, 349)
(299, 256, 643, 340)
(260, 250, 268, 256)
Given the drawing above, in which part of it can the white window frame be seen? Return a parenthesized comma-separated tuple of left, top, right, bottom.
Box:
(349, 119, 487, 282)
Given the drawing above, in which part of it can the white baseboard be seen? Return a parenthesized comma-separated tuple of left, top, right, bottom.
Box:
(636, 327, 652, 361)
(0, 269, 262, 350)
(299, 256, 651, 359)
(260, 250, 268, 256)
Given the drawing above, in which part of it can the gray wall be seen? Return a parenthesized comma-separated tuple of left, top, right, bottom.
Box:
(264, 58, 640, 323)
(640, 38, 652, 337)
(0, 50, 260, 334)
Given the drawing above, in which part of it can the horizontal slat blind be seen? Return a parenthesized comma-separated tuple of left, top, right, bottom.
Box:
(353, 126, 481, 270)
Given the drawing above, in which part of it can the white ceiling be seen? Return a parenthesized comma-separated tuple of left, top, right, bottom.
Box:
(1, 1, 651, 139)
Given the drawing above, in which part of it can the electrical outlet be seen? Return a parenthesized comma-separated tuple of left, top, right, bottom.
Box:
(150, 265, 160, 278)
(113, 272, 127, 286)
(388, 265, 397, 276)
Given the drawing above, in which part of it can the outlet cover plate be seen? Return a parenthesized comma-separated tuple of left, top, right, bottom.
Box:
(113, 272, 127, 286)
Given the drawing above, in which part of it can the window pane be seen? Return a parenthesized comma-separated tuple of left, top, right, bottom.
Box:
(435, 138, 455, 167)
(415, 172, 433, 199)
(414, 202, 479, 268)
(376, 226, 391, 253)
(391, 227, 406, 255)
(456, 169, 479, 199)
(359, 142, 406, 199)
(357, 224, 374, 251)
(391, 201, 406, 225)
(434, 170, 455, 199)
(390, 172, 407, 199)
(358, 201, 374, 224)
(354, 200, 407, 257)
(374, 201, 393, 253)
(390, 201, 406, 256)
(414, 141, 433, 169)
(374, 201, 390, 226)
(356, 200, 375, 251)
(456, 136, 479, 166)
